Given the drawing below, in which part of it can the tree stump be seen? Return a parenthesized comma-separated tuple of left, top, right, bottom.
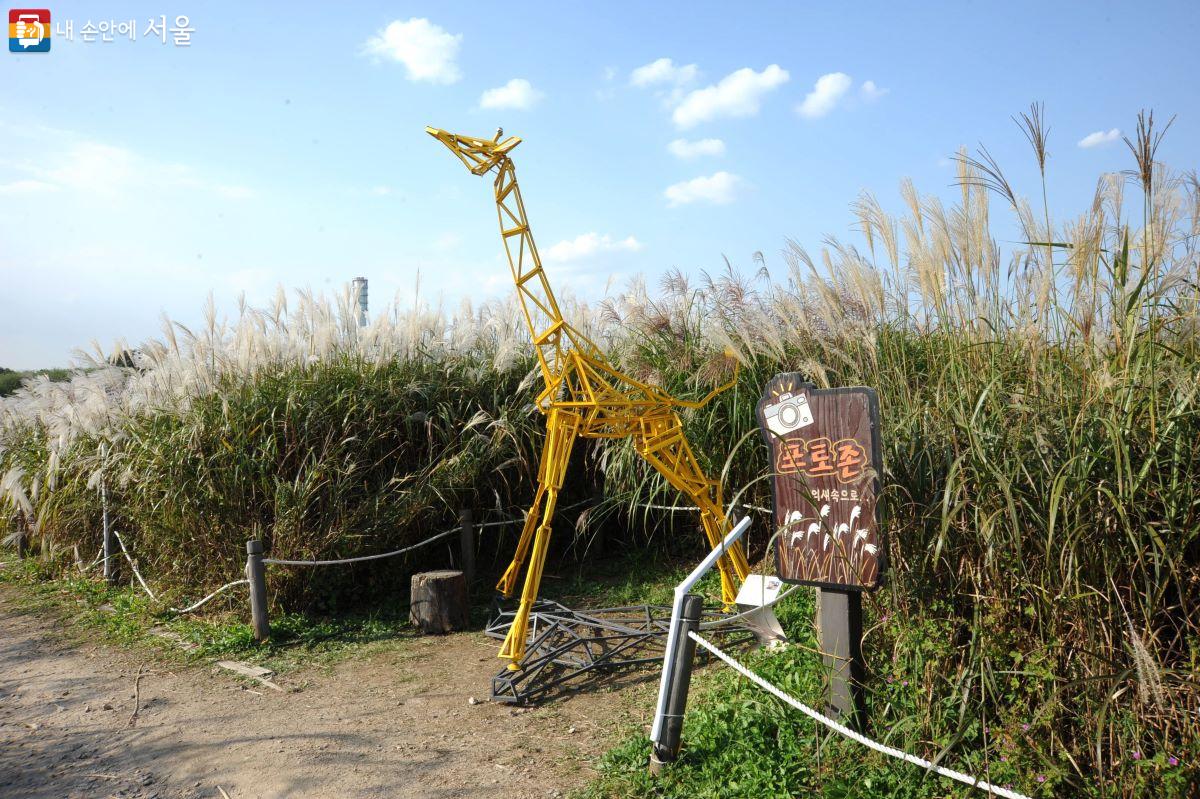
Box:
(409, 570, 468, 634)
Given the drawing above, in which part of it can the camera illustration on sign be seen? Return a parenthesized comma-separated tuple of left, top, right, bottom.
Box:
(757, 374, 883, 589)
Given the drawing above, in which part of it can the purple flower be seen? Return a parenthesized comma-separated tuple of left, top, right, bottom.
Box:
(1021, 723, 1030, 732)
(902, 680, 909, 687)
(1132, 751, 1142, 761)
(887, 676, 895, 684)
(1168, 756, 1179, 767)
(1036, 775, 1046, 784)
(1000, 756, 1008, 763)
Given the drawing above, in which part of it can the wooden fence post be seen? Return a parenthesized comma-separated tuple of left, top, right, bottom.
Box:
(245, 540, 270, 642)
(818, 588, 866, 727)
(458, 508, 475, 585)
(15, 514, 27, 558)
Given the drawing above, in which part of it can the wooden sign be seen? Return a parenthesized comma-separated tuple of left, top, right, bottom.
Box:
(756, 375, 883, 590)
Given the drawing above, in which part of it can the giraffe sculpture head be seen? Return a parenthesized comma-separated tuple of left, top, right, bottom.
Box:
(425, 126, 523, 176)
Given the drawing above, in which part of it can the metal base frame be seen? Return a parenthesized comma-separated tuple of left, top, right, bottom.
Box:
(486, 598, 750, 704)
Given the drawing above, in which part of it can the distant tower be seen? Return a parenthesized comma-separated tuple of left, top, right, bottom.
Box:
(351, 277, 368, 326)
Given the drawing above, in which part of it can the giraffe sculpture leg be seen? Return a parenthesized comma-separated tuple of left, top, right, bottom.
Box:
(635, 409, 750, 605)
(495, 482, 547, 598)
(497, 408, 582, 667)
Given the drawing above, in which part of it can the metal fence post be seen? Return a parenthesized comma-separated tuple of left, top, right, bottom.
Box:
(245, 540, 270, 642)
(649, 593, 704, 773)
(101, 484, 113, 585)
(458, 508, 475, 585)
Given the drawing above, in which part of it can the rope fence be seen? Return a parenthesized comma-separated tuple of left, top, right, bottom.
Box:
(262, 528, 460, 566)
(636, 501, 772, 515)
(171, 579, 250, 614)
(256, 495, 722, 567)
(697, 583, 799, 630)
(80, 494, 770, 634)
(260, 497, 594, 566)
(112, 529, 158, 602)
(687, 631, 1033, 799)
(113, 528, 250, 615)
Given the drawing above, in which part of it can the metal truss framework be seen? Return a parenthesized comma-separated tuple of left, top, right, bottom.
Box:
(485, 600, 751, 704)
(426, 127, 751, 669)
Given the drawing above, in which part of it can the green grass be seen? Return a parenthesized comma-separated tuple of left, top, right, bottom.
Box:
(579, 593, 1194, 799)
(0, 366, 71, 397)
(0, 557, 419, 674)
(548, 548, 721, 608)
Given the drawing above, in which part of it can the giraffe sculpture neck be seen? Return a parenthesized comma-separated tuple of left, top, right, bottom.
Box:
(491, 156, 606, 409)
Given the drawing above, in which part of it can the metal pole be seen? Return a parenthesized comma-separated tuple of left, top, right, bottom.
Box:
(458, 508, 475, 585)
(650, 593, 703, 773)
(650, 517, 752, 745)
(818, 587, 866, 728)
(101, 483, 113, 585)
(245, 540, 270, 643)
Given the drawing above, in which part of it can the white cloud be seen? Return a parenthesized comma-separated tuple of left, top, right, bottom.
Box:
(7, 139, 255, 201)
(214, 184, 256, 200)
(630, 58, 699, 88)
(672, 65, 789, 128)
(797, 72, 853, 119)
(1078, 128, 1121, 148)
(668, 138, 726, 159)
(0, 179, 59, 194)
(664, 172, 741, 207)
(433, 232, 461, 252)
(479, 78, 543, 111)
(543, 233, 642, 263)
(363, 18, 462, 84)
(860, 80, 888, 102)
(45, 141, 137, 195)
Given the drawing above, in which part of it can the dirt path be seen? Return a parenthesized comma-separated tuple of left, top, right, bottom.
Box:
(0, 590, 644, 798)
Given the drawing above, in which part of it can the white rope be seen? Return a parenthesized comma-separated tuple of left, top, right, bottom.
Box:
(470, 497, 598, 529)
(263, 527, 459, 566)
(79, 547, 107, 572)
(112, 530, 249, 614)
(112, 529, 157, 601)
(698, 584, 800, 630)
(637, 502, 772, 514)
(476, 518, 519, 529)
(688, 632, 1032, 799)
(169, 579, 250, 614)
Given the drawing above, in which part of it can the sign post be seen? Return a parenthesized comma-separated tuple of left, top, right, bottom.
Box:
(756, 375, 883, 727)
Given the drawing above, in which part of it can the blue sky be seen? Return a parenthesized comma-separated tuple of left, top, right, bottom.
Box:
(2, 1, 1198, 368)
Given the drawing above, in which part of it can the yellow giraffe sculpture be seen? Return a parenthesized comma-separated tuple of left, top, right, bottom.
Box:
(426, 126, 750, 669)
